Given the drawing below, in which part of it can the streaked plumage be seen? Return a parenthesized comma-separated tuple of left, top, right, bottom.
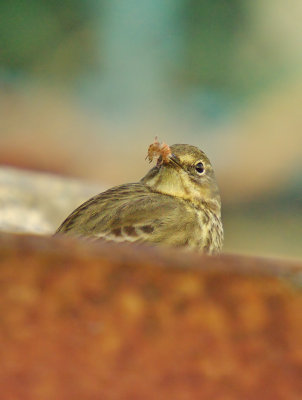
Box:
(56, 144, 223, 254)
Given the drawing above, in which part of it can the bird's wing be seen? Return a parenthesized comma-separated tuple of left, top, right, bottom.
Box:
(56, 183, 197, 246)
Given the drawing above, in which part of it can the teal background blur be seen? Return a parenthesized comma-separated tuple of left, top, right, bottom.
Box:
(1, 0, 301, 258)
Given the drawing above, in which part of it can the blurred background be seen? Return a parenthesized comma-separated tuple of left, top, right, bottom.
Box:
(0, 0, 301, 258)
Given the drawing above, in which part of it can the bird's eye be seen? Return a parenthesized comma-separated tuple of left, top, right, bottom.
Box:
(195, 162, 204, 174)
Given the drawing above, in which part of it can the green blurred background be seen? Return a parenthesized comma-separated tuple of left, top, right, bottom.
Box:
(0, 0, 301, 258)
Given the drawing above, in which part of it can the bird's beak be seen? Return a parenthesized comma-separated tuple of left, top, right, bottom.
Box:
(169, 154, 182, 169)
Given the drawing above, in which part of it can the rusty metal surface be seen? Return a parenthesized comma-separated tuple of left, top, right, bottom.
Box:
(0, 233, 301, 400)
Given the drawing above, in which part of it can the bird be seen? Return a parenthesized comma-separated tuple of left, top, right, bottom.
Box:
(55, 140, 223, 254)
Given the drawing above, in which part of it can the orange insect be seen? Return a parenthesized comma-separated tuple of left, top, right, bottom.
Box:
(146, 137, 172, 165)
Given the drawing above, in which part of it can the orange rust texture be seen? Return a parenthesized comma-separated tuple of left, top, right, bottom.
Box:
(0, 234, 301, 400)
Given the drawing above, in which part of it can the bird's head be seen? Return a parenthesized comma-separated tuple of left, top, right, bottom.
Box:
(141, 143, 221, 214)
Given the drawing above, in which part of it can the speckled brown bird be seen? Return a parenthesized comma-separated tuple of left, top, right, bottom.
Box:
(56, 143, 223, 254)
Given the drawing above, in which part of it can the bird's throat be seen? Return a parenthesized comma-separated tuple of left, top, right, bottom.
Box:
(143, 167, 221, 215)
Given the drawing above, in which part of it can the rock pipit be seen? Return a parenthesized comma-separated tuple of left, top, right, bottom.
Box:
(56, 139, 223, 254)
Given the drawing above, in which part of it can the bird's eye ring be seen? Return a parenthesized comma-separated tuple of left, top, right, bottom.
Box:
(195, 162, 205, 174)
